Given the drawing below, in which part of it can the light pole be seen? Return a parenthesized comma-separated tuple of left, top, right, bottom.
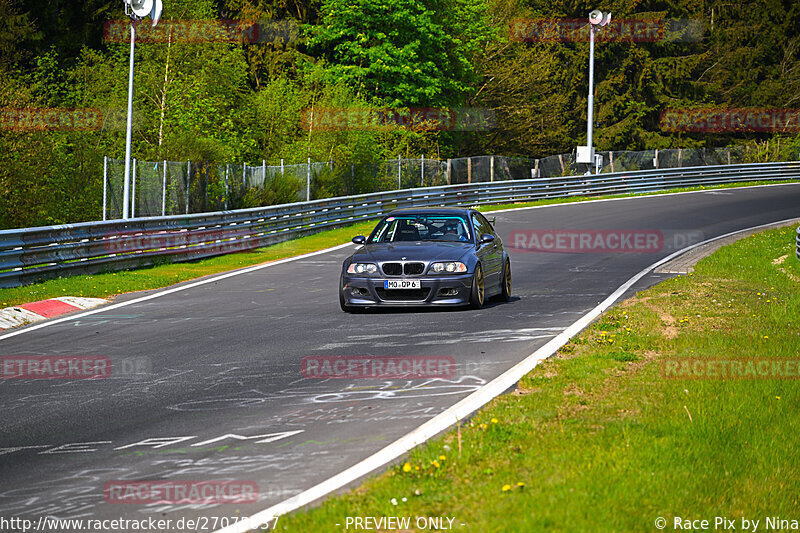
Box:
(576, 10, 611, 175)
(121, 0, 162, 219)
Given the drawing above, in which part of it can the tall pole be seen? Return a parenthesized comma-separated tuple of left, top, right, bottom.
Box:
(122, 21, 136, 219)
(586, 24, 595, 161)
(102, 155, 108, 221)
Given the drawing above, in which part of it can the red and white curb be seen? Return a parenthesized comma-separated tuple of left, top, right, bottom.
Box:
(0, 297, 106, 331)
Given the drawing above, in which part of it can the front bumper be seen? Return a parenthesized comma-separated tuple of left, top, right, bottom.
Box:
(341, 274, 473, 307)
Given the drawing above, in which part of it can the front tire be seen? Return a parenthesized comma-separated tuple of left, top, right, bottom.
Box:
(499, 259, 511, 302)
(469, 264, 485, 309)
(339, 278, 352, 313)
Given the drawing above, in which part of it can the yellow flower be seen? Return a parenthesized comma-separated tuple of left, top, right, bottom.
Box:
(502, 484, 511, 492)
(432, 460, 440, 468)
(439, 455, 446, 461)
(517, 482, 525, 489)
(491, 418, 498, 424)
(402, 462, 412, 473)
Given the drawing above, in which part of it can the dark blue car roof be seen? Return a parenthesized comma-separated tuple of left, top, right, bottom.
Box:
(385, 207, 473, 217)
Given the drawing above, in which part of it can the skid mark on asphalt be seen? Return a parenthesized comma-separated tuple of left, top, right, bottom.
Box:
(315, 327, 566, 350)
(168, 376, 486, 411)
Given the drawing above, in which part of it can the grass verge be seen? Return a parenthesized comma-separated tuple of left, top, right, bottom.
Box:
(275, 227, 800, 531)
(1, 178, 796, 309)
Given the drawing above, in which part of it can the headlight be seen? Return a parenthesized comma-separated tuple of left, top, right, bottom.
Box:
(347, 263, 378, 274)
(429, 261, 467, 274)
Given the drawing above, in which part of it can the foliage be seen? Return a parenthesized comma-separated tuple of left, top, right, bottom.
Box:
(1, 0, 799, 228)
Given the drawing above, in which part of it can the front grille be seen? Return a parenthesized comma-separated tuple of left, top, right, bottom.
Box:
(404, 262, 425, 275)
(376, 288, 431, 301)
(382, 262, 402, 276)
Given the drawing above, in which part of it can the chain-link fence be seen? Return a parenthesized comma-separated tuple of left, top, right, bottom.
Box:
(102, 147, 752, 218)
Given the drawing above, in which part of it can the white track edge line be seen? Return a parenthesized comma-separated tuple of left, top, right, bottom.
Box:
(213, 215, 800, 533)
(0, 243, 352, 342)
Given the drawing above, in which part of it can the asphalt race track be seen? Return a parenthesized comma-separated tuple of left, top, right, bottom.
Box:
(1, 184, 799, 531)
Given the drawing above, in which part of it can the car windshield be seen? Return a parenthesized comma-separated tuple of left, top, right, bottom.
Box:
(368, 215, 472, 243)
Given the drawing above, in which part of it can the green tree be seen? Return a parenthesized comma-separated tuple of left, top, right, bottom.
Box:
(307, 0, 481, 107)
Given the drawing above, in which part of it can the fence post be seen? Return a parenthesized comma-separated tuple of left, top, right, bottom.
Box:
(446, 158, 451, 185)
(490, 155, 495, 182)
(281, 158, 284, 178)
(654, 149, 659, 169)
(186, 160, 191, 214)
(678, 149, 683, 167)
(609, 151, 614, 173)
(420, 154, 425, 186)
(162, 160, 167, 216)
(467, 157, 472, 184)
(262, 159, 266, 186)
(306, 157, 311, 202)
(397, 155, 401, 189)
(224, 164, 229, 210)
(103, 156, 108, 221)
(727, 148, 731, 165)
(534, 159, 540, 178)
(558, 154, 565, 175)
(131, 158, 137, 218)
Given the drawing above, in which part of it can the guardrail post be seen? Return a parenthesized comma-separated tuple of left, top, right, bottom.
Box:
(186, 160, 191, 214)
(306, 157, 311, 202)
(131, 158, 137, 218)
(490, 155, 495, 182)
(420, 154, 425, 186)
(162, 159, 167, 216)
(103, 156, 108, 221)
(468, 157, 472, 184)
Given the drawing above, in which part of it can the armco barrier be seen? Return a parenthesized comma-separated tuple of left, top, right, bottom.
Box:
(2, 161, 799, 288)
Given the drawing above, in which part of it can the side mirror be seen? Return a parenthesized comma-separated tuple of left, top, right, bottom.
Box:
(479, 233, 495, 244)
(352, 235, 366, 245)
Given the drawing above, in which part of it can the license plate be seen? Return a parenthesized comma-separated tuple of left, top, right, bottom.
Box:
(384, 279, 421, 289)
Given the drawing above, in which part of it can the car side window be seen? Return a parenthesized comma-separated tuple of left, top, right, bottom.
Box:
(475, 212, 495, 234)
(471, 213, 492, 239)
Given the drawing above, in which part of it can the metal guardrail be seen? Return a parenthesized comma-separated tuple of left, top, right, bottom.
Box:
(2, 161, 800, 288)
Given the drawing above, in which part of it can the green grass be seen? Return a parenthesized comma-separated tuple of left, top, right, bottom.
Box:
(2, 177, 797, 309)
(275, 227, 800, 532)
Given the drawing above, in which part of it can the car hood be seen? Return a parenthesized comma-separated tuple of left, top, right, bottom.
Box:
(352, 242, 473, 263)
